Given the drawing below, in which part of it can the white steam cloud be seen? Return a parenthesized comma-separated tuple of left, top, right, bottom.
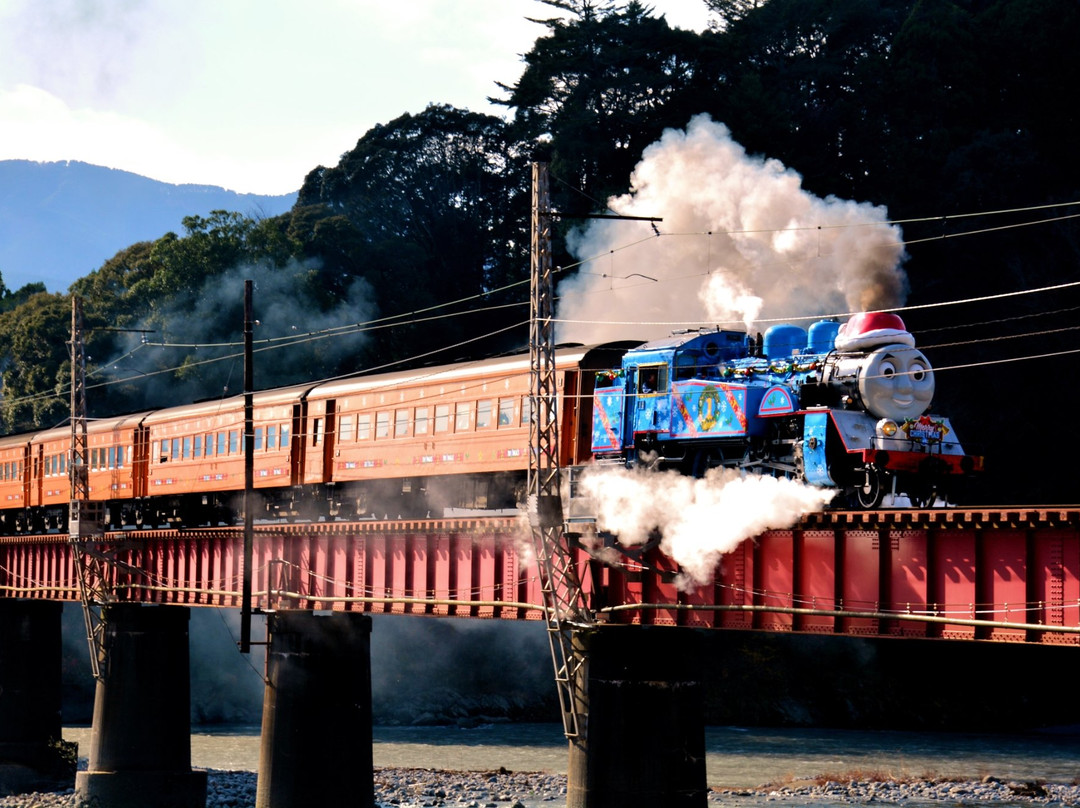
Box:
(582, 465, 836, 589)
(558, 115, 907, 342)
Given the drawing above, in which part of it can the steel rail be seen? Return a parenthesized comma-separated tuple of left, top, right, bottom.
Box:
(599, 602, 1080, 635)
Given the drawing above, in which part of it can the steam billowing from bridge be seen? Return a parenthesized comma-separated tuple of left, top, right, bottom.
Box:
(582, 466, 835, 590)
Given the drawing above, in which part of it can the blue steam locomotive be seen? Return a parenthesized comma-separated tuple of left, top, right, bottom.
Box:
(589, 312, 981, 508)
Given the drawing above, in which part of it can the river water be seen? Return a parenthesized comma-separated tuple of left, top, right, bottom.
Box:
(62, 722, 1080, 790)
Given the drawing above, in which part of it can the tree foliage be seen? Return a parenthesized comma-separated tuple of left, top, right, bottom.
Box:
(297, 104, 529, 362)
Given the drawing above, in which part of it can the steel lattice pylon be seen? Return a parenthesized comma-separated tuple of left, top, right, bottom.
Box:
(68, 296, 111, 680)
(527, 162, 592, 740)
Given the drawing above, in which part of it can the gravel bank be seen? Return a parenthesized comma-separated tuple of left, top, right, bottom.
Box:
(4, 770, 1080, 807)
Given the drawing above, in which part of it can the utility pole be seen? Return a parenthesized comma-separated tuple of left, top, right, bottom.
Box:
(527, 162, 592, 740)
(240, 280, 254, 652)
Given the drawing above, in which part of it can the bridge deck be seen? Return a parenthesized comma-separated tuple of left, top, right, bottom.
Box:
(1, 508, 1078, 643)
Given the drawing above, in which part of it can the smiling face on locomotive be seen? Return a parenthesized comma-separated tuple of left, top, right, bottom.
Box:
(857, 344, 935, 421)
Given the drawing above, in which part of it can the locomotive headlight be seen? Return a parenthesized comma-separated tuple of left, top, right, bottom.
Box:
(877, 418, 899, 438)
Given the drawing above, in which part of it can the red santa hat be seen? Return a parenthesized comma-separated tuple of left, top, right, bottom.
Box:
(834, 311, 915, 352)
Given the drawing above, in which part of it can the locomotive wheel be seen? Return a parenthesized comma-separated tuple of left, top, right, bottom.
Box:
(910, 485, 941, 509)
(854, 467, 884, 509)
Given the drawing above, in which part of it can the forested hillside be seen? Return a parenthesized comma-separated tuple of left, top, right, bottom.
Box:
(1, 0, 1077, 503)
(0, 160, 297, 292)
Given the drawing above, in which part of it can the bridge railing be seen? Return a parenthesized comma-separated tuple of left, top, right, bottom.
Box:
(1, 509, 1078, 644)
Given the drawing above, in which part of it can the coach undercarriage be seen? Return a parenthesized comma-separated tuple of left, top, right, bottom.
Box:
(2, 472, 528, 535)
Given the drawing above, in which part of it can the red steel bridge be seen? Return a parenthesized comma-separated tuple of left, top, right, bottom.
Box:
(3, 506, 1079, 644)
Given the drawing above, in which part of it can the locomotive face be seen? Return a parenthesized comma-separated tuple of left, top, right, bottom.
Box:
(857, 344, 934, 421)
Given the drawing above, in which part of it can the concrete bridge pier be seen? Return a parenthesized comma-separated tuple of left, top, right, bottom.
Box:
(0, 600, 74, 794)
(75, 603, 207, 808)
(256, 611, 374, 808)
(567, 625, 707, 808)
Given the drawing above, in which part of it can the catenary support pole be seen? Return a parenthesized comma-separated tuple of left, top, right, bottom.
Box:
(75, 604, 207, 808)
(256, 611, 374, 808)
(567, 625, 707, 808)
(0, 600, 73, 794)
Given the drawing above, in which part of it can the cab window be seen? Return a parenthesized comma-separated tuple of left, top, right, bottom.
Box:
(637, 365, 668, 395)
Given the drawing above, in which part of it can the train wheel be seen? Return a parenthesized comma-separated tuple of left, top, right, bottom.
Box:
(910, 485, 940, 509)
(854, 467, 884, 509)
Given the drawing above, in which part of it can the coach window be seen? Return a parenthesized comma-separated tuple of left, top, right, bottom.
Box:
(267, 425, 277, 451)
(204, 434, 214, 457)
(477, 399, 493, 429)
(357, 415, 371, 441)
(339, 416, 354, 443)
(217, 432, 227, 457)
(376, 412, 390, 439)
(414, 407, 429, 436)
(312, 418, 324, 447)
(182, 437, 192, 460)
(109, 446, 118, 469)
(280, 424, 290, 448)
(455, 402, 472, 432)
(255, 427, 264, 450)
(229, 430, 240, 454)
(193, 435, 203, 458)
(498, 399, 515, 427)
(394, 409, 409, 438)
(434, 404, 450, 433)
(521, 396, 532, 426)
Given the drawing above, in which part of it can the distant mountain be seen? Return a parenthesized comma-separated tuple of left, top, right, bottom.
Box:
(0, 160, 298, 293)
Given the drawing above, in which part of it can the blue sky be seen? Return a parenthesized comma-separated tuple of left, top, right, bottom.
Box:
(0, 0, 712, 195)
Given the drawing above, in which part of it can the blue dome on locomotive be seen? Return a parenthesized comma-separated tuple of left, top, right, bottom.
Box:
(807, 319, 840, 354)
(762, 324, 807, 359)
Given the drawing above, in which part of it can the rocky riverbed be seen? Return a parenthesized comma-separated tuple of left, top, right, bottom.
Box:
(3, 770, 1080, 807)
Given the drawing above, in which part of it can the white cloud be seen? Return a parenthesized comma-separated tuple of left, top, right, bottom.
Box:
(0, 0, 712, 194)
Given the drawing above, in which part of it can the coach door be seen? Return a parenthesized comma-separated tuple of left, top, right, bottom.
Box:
(133, 424, 150, 498)
(30, 444, 43, 507)
(298, 398, 336, 485)
(320, 400, 337, 481)
(290, 401, 306, 486)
